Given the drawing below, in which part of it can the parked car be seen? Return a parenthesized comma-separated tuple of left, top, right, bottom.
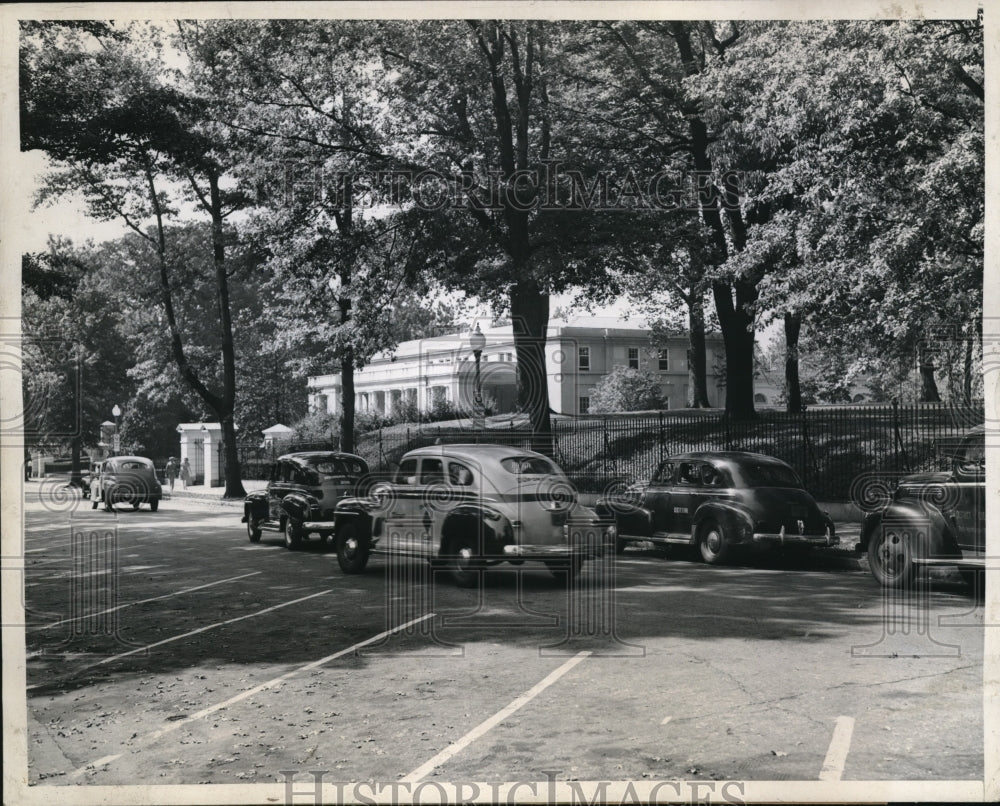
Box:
(596, 451, 837, 564)
(859, 425, 985, 589)
(242, 451, 370, 549)
(311, 444, 615, 586)
(93, 456, 162, 511)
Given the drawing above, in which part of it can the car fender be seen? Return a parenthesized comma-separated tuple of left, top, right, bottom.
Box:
(440, 504, 506, 554)
(859, 501, 959, 558)
(333, 500, 376, 538)
(595, 498, 653, 535)
(692, 501, 754, 543)
(281, 491, 320, 524)
(243, 490, 269, 523)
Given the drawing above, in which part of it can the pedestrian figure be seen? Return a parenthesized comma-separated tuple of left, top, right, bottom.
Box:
(91, 464, 102, 509)
(165, 457, 178, 491)
(180, 457, 192, 489)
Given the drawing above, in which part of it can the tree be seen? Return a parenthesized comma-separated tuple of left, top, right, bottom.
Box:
(588, 367, 667, 413)
(694, 19, 983, 404)
(21, 22, 250, 495)
(177, 19, 433, 454)
(21, 238, 136, 479)
(378, 20, 625, 453)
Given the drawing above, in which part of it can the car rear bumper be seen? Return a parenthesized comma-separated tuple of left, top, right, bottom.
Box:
(501, 543, 611, 560)
(752, 527, 838, 547)
(503, 524, 616, 560)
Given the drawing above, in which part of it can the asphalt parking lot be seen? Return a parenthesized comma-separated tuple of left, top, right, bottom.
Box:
(12, 481, 987, 799)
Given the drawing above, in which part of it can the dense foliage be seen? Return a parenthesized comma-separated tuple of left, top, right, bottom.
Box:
(20, 16, 983, 471)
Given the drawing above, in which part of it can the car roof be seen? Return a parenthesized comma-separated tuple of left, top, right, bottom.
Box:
(277, 451, 366, 463)
(402, 443, 550, 462)
(110, 455, 152, 463)
(665, 451, 792, 467)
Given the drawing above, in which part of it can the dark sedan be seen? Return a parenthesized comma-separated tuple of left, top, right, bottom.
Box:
(242, 451, 370, 549)
(597, 451, 837, 564)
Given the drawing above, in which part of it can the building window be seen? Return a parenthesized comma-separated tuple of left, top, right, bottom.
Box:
(579, 397, 590, 414)
(578, 347, 590, 371)
(658, 350, 669, 371)
(628, 347, 639, 369)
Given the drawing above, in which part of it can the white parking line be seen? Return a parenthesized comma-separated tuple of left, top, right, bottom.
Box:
(661, 715, 672, 725)
(90, 590, 332, 667)
(401, 650, 592, 783)
(68, 612, 436, 779)
(28, 571, 261, 632)
(819, 716, 855, 781)
(27, 589, 333, 692)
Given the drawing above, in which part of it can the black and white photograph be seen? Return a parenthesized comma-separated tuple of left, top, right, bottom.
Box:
(2, 1, 995, 804)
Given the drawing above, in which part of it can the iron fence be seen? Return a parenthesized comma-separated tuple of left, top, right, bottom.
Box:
(236, 401, 984, 502)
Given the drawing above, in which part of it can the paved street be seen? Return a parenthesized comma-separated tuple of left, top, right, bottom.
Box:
(16, 480, 985, 790)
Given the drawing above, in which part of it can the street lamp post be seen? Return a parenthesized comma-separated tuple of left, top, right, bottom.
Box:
(111, 404, 122, 456)
(470, 324, 486, 429)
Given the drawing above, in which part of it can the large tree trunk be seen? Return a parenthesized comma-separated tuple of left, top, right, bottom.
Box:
(917, 343, 941, 403)
(339, 307, 355, 453)
(510, 277, 553, 457)
(784, 311, 803, 413)
(686, 294, 711, 407)
(670, 21, 757, 418)
(963, 334, 974, 405)
(208, 172, 246, 498)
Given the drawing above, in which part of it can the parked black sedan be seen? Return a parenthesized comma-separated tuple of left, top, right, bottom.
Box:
(859, 425, 985, 589)
(597, 451, 837, 564)
(242, 451, 370, 549)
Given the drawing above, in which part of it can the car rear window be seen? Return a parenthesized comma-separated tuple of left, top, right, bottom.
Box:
(117, 460, 152, 471)
(310, 457, 366, 477)
(742, 463, 802, 488)
(501, 456, 558, 476)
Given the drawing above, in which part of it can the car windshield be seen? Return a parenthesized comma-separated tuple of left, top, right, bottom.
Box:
(500, 456, 558, 476)
(309, 457, 366, 477)
(741, 462, 802, 488)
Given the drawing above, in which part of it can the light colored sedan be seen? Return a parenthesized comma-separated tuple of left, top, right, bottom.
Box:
(312, 444, 615, 585)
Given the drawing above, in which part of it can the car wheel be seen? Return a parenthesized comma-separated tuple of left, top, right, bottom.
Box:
(150, 499, 159, 512)
(246, 514, 262, 543)
(445, 534, 483, 588)
(545, 556, 583, 583)
(285, 520, 304, 550)
(336, 522, 370, 574)
(867, 525, 917, 588)
(698, 520, 730, 565)
(104, 489, 115, 512)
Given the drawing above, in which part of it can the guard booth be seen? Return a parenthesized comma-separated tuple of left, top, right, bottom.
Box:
(176, 423, 208, 486)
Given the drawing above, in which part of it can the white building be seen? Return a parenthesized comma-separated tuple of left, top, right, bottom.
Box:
(307, 315, 730, 417)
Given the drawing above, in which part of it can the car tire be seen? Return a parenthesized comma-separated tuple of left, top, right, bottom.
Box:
(698, 520, 730, 565)
(336, 522, 370, 574)
(104, 490, 114, 512)
(867, 524, 917, 588)
(150, 499, 159, 512)
(545, 556, 583, 583)
(445, 533, 483, 588)
(285, 521, 304, 550)
(246, 514, 262, 543)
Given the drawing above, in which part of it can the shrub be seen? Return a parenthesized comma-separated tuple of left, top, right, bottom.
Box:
(588, 366, 667, 413)
(292, 411, 341, 442)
